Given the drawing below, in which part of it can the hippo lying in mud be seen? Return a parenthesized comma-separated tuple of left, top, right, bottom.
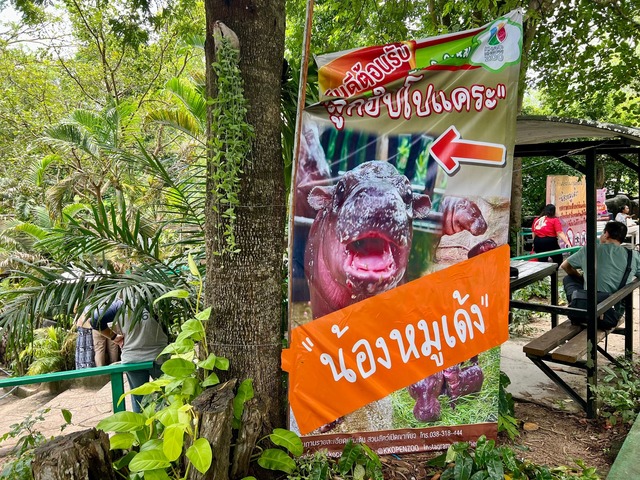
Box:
(304, 161, 432, 319)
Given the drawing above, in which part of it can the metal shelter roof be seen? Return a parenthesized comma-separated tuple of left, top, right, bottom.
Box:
(516, 116, 640, 146)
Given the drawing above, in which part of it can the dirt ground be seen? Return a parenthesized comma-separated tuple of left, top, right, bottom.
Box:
(378, 308, 637, 480)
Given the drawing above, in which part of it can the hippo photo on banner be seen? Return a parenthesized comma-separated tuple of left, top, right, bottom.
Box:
(283, 9, 523, 456)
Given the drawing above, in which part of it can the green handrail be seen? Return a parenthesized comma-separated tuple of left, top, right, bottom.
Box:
(0, 361, 154, 413)
(512, 245, 581, 261)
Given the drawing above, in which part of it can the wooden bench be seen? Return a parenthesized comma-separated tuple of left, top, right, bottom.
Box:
(520, 279, 639, 416)
(0, 362, 154, 413)
(523, 320, 617, 363)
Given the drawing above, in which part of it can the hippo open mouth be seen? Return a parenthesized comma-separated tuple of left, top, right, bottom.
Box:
(344, 234, 400, 290)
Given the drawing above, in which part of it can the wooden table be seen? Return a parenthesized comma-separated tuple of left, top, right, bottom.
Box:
(510, 259, 559, 327)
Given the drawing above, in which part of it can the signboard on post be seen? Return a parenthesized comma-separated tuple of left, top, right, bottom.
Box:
(284, 9, 523, 455)
(546, 175, 587, 247)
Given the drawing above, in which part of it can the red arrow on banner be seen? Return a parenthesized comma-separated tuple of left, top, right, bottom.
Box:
(429, 125, 506, 175)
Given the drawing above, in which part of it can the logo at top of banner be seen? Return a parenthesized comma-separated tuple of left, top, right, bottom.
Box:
(470, 17, 523, 72)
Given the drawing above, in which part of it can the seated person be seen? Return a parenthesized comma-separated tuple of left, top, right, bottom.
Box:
(561, 221, 640, 326)
(614, 204, 635, 225)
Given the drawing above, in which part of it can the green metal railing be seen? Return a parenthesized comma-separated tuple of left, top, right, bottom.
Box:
(0, 362, 154, 413)
(512, 245, 581, 261)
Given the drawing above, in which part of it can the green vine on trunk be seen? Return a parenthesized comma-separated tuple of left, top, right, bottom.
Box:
(209, 33, 254, 255)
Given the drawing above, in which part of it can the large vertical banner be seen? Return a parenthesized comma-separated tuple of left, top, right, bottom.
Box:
(283, 10, 523, 455)
(546, 175, 587, 247)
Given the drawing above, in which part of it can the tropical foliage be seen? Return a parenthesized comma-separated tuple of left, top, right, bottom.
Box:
(0, 0, 209, 367)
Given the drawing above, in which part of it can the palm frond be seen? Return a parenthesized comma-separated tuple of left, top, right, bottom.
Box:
(45, 172, 88, 219)
(32, 205, 53, 229)
(14, 222, 49, 241)
(43, 123, 101, 159)
(165, 77, 207, 127)
(126, 140, 205, 232)
(31, 154, 61, 188)
(61, 203, 91, 222)
(146, 108, 204, 140)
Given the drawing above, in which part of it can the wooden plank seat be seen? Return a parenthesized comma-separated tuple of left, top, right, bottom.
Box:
(521, 279, 639, 415)
(552, 326, 617, 363)
(523, 319, 618, 363)
(523, 320, 583, 357)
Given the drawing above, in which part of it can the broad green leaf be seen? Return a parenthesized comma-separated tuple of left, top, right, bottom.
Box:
(155, 403, 184, 427)
(180, 318, 205, 340)
(154, 289, 190, 304)
(140, 439, 164, 451)
(453, 454, 473, 480)
(470, 471, 488, 480)
(486, 455, 505, 480)
(61, 409, 72, 424)
(215, 356, 230, 370)
(181, 377, 201, 397)
(233, 379, 254, 420)
(195, 307, 211, 321)
(201, 371, 220, 387)
(309, 458, 329, 480)
(188, 253, 199, 276)
(163, 424, 185, 462)
(257, 449, 296, 474)
(197, 353, 218, 370)
(338, 441, 359, 474)
(129, 449, 171, 472)
(109, 432, 137, 450)
(128, 381, 163, 396)
(241, 478, 257, 480)
(354, 464, 365, 480)
(113, 450, 136, 470)
(161, 358, 195, 378)
(97, 411, 146, 432)
(142, 469, 171, 480)
(186, 437, 213, 474)
(164, 378, 186, 395)
(159, 339, 195, 355)
(268, 428, 303, 457)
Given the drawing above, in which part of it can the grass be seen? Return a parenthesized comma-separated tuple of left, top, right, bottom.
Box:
(391, 347, 500, 428)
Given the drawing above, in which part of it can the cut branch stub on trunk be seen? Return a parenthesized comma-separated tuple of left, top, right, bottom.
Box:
(31, 428, 115, 480)
(231, 396, 265, 479)
(187, 379, 237, 480)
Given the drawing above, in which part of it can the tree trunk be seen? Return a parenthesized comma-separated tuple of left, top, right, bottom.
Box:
(32, 428, 115, 480)
(231, 397, 265, 479)
(202, 0, 286, 471)
(188, 380, 236, 480)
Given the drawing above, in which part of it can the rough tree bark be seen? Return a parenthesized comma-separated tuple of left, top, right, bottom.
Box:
(31, 428, 115, 480)
(187, 380, 236, 480)
(202, 0, 286, 476)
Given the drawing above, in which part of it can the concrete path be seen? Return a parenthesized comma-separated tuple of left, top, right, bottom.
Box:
(0, 376, 134, 468)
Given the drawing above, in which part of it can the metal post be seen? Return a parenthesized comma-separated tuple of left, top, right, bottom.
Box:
(551, 269, 558, 327)
(111, 373, 126, 413)
(585, 148, 598, 418)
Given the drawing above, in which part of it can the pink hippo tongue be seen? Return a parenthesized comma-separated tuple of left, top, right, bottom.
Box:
(348, 237, 395, 273)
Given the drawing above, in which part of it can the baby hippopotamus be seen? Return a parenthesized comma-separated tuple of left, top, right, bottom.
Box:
(304, 161, 432, 319)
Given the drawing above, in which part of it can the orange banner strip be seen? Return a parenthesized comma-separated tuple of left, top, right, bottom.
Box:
(282, 245, 510, 435)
